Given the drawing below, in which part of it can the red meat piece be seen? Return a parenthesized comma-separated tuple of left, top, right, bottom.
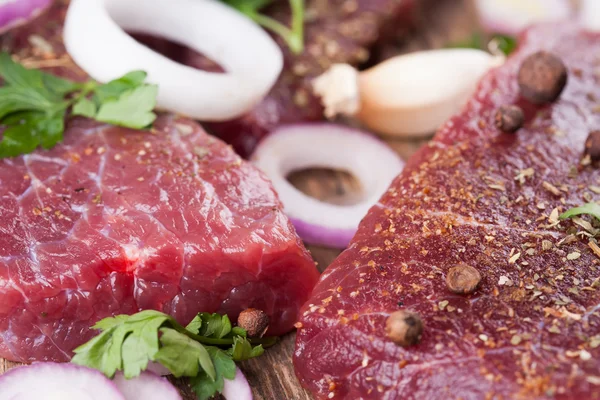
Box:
(294, 23, 600, 400)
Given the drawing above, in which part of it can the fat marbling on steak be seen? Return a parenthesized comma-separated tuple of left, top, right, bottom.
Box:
(294, 23, 600, 399)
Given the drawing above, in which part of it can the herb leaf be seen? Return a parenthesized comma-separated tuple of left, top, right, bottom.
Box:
(154, 328, 216, 379)
(72, 310, 169, 378)
(72, 98, 97, 118)
(95, 85, 158, 129)
(190, 347, 237, 400)
(0, 52, 158, 158)
(195, 313, 232, 339)
(0, 86, 56, 119)
(186, 315, 204, 334)
(447, 33, 518, 56)
(560, 203, 600, 221)
(72, 309, 271, 400)
(93, 70, 148, 103)
(222, 0, 304, 54)
(229, 336, 264, 361)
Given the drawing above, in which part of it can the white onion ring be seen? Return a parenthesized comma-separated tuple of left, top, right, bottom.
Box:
(251, 124, 404, 248)
(113, 371, 181, 400)
(0, 362, 124, 399)
(222, 367, 253, 400)
(64, 0, 283, 121)
(475, 0, 572, 35)
(0, 0, 52, 34)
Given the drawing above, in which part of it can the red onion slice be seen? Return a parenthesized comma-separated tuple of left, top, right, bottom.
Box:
(146, 361, 171, 376)
(0, 0, 52, 34)
(113, 371, 181, 400)
(64, 0, 283, 121)
(222, 367, 253, 400)
(0, 362, 124, 399)
(475, 0, 572, 35)
(251, 123, 404, 248)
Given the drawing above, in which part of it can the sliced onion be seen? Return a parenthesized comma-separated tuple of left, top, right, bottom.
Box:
(580, 0, 600, 32)
(0, 0, 52, 34)
(0, 362, 124, 399)
(146, 361, 172, 376)
(251, 124, 404, 248)
(222, 367, 253, 400)
(64, 0, 283, 121)
(475, 0, 572, 35)
(113, 371, 181, 400)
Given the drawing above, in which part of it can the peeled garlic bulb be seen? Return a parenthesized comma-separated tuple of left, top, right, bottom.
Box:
(313, 49, 504, 138)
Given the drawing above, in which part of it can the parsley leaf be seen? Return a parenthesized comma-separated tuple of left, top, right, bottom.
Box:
(72, 98, 97, 118)
(0, 86, 57, 119)
(447, 33, 518, 56)
(229, 336, 264, 361)
(72, 310, 169, 378)
(0, 52, 158, 158)
(190, 347, 236, 400)
(93, 70, 149, 103)
(186, 315, 204, 334)
(221, 0, 305, 54)
(0, 52, 80, 99)
(493, 35, 517, 56)
(96, 85, 158, 129)
(154, 328, 215, 379)
(71, 309, 274, 400)
(195, 312, 232, 339)
(560, 203, 600, 221)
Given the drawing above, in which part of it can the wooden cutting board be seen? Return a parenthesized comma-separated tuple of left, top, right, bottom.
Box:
(0, 1, 478, 398)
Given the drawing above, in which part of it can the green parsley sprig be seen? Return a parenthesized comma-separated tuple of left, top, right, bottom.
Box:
(71, 310, 275, 400)
(448, 33, 517, 56)
(560, 202, 600, 222)
(222, 0, 305, 54)
(0, 52, 158, 158)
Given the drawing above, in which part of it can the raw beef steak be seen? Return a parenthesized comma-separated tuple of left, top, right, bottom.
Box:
(295, 23, 600, 399)
(0, 115, 319, 363)
(0, 3, 319, 363)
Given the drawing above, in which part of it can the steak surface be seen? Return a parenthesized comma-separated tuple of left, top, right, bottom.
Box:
(295, 23, 600, 399)
(0, 2, 319, 363)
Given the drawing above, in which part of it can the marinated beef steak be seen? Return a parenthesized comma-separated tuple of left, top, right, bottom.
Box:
(0, 3, 319, 363)
(204, 0, 416, 157)
(295, 23, 600, 399)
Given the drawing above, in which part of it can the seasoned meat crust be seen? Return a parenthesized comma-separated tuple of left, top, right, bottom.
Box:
(295, 23, 600, 400)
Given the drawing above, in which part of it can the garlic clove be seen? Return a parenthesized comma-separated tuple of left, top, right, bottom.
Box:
(312, 49, 503, 138)
(313, 64, 360, 118)
(357, 49, 503, 137)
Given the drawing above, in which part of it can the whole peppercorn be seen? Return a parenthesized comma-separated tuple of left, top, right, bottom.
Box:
(446, 264, 482, 294)
(237, 308, 270, 338)
(385, 310, 423, 347)
(585, 131, 600, 162)
(495, 105, 524, 133)
(518, 51, 567, 104)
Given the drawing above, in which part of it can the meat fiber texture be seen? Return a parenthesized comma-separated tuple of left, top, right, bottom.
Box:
(294, 23, 600, 400)
(203, 0, 416, 157)
(0, 2, 319, 363)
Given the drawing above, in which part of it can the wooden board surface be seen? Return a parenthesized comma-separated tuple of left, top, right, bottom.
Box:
(0, 0, 479, 398)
